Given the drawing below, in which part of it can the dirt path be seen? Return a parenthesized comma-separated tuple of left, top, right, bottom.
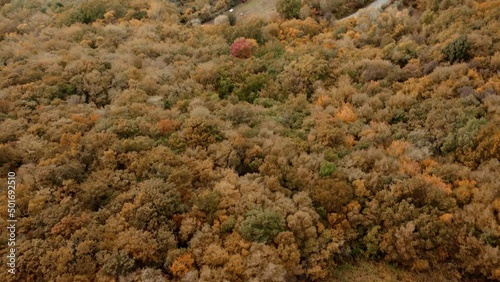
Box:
(206, 0, 391, 24)
(343, 0, 391, 19)
(229, 0, 277, 23)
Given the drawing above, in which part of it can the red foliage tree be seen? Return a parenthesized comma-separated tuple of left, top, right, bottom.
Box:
(230, 37, 257, 59)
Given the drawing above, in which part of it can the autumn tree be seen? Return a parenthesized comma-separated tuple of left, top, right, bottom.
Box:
(230, 37, 258, 59)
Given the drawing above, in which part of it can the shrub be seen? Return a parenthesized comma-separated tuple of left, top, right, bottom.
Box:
(239, 209, 286, 243)
(235, 73, 269, 103)
(230, 37, 258, 58)
(361, 59, 397, 82)
(276, 0, 301, 19)
(229, 18, 266, 44)
(220, 216, 237, 233)
(68, 0, 107, 24)
(312, 179, 354, 213)
(442, 35, 470, 63)
(170, 253, 195, 278)
(319, 162, 336, 177)
(101, 250, 135, 277)
(194, 191, 221, 221)
(183, 117, 223, 148)
(158, 119, 180, 136)
(64, 0, 126, 25)
(227, 12, 237, 26)
(215, 71, 234, 99)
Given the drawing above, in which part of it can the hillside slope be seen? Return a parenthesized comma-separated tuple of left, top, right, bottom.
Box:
(0, 0, 499, 281)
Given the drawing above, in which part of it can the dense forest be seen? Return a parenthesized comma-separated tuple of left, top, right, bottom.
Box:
(0, 0, 499, 281)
